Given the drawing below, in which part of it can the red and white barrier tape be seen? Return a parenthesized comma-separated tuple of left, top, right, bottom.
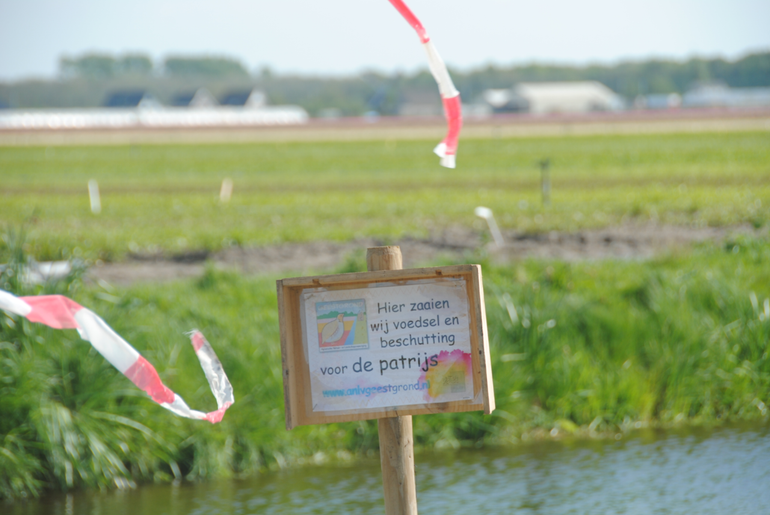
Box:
(0, 289, 233, 423)
(389, 0, 462, 168)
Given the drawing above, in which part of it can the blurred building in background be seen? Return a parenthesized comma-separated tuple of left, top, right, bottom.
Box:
(0, 85, 307, 130)
(170, 88, 218, 108)
(473, 81, 624, 115)
(634, 93, 682, 110)
(514, 81, 624, 114)
(103, 90, 161, 109)
(480, 88, 529, 114)
(2, 51, 769, 119)
(682, 83, 770, 108)
(2, 51, 768, 126)
(219, 89, 267, 108)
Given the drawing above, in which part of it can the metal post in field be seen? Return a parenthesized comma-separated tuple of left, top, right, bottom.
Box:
(367, 246, 418, 515)
(539, 158, 551, 206)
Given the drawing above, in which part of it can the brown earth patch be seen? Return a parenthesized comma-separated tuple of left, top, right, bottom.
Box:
(88, 223, 765, 286)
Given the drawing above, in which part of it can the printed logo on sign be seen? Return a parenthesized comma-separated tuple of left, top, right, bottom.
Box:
(442, 368, 467, 393)
(315, 300, 369, 352)
(421, 349, 471, 399)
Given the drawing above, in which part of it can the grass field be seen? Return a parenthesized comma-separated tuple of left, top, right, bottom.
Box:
(1, 131, 768, 261)
(1, 131, 769, 500)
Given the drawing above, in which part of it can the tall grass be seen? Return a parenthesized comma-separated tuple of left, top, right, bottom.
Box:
(0, 231, 179, 499)
(2, 231, 769, 500)
(479, 235, 770, 441)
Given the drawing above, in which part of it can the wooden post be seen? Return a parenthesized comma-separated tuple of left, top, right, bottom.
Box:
(367, 246, 418, 515)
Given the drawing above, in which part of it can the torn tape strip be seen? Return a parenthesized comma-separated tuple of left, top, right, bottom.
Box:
(388, 0, 462, 168)
(0, 289, 233, 424)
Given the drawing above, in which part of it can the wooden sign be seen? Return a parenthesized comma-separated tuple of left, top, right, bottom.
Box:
(277, 264, 495, 429)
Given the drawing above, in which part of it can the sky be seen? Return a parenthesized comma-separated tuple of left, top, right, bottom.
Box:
(1, 0, 769, 81)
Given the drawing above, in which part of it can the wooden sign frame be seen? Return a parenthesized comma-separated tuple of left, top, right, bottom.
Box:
(277, 264, 495, 430)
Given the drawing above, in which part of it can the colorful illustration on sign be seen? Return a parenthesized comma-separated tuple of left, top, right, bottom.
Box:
(419, 349, 472, 400)
(303, 279, 476, 412)
(315, 299, 369, 352)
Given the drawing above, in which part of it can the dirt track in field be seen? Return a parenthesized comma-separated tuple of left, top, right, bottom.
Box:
(89, 223, 765, 285)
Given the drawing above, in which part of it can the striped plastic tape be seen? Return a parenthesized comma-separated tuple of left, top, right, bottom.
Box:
(0, 289, 233, 423)
(389, 0, 462, 168)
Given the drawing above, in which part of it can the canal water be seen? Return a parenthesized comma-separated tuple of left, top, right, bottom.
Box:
(7, 424, 769, 515)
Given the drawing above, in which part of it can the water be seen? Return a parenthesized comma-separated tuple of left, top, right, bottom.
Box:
(7, 424, 770, 515)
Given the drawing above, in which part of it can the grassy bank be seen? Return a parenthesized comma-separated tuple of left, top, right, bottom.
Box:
(2, 234, 768, 500)
(1, 131, 768, 261)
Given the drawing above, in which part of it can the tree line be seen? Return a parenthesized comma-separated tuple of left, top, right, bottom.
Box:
(0, 51, 767, 114)
(59, 54, 250, 80)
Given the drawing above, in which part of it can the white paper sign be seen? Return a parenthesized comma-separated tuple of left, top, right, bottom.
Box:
(301, 278, 474, 412)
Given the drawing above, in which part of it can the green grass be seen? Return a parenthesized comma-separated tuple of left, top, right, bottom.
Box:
(1, 131, 768, 261)
(1, 131, 769, 500)
(2, 233, 769, 500)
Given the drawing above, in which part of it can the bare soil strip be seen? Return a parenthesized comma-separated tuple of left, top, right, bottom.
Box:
(89, 223, 765, 286)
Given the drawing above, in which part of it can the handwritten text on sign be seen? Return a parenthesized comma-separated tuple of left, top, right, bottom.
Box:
(301, 278, 473, 412)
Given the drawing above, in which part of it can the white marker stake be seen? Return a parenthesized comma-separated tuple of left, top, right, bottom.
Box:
(502, 292, 519, 324)
(88, 180, 101, 214)
(474, 206, 505, 247)
(220, 178, 233, 203)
